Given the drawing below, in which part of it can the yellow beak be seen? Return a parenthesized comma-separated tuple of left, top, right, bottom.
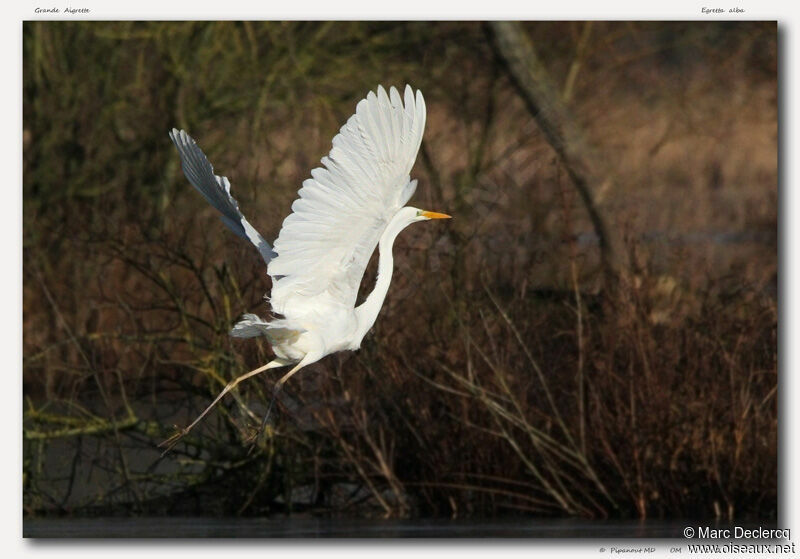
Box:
(421, 211, 452, 220)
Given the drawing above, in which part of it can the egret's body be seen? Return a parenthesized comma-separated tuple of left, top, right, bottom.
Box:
(162, 85, 448, 450)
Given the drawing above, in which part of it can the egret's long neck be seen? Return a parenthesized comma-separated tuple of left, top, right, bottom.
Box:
(353, 213, 411, 344)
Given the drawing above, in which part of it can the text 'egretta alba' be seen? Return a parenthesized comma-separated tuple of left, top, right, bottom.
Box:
(161, 85, 449, 452)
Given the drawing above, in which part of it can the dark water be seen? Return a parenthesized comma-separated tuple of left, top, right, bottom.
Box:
(24, 517, 716, 538)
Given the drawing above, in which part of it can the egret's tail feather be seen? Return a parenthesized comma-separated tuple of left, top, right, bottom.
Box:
(230, 314, 304, 343)
(230, 313, 269, 338)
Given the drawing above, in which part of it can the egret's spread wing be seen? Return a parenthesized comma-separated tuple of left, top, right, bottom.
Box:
(267, 85, 426, 322)
(169, 128, 276, 265)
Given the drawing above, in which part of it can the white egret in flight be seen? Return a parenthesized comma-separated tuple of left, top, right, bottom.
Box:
(161, 85, 449, 451)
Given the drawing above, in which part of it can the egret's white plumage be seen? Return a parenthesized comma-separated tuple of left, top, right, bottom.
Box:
(162, 85, 449, 450)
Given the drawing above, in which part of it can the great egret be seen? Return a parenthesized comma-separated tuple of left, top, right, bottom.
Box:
(161, 85, 449, 451)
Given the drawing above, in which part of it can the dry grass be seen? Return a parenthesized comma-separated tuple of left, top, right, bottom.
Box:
(23, 21, 776, 520)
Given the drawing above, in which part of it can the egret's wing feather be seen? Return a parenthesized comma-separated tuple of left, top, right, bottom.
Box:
(267, 85, 426, 322)
(169, 128, 276, 265)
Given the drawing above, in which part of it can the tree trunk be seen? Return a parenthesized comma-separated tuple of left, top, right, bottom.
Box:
(486, 21, 628, 290)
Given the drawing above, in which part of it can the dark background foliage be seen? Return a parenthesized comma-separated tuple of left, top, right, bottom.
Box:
(23, 21, 776, 520)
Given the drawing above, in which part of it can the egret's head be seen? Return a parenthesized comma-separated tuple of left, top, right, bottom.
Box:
(411, 207, 452, 223)
(389, 207, 451, 237)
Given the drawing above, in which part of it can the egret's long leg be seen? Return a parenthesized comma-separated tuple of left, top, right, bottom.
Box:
(249, 355, 318, 450)
(160, 358, 290, 454)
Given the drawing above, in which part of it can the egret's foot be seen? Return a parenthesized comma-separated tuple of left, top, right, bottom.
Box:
(245, 429, 264, 456)
(247, 384, 284, 455)
(158, 425, 190, 456)
(246, 423, 276, 456)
